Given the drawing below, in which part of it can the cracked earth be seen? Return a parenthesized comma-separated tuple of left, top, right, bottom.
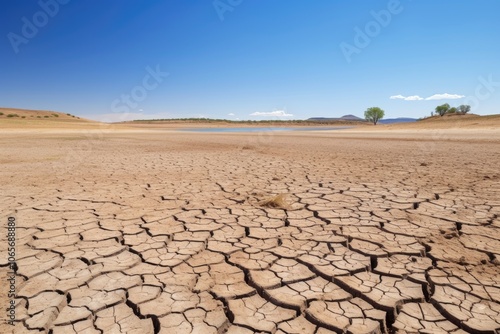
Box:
(1, 131, 500, 333)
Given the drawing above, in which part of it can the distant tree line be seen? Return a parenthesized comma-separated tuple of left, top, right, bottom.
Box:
(433, 104, 471, 117)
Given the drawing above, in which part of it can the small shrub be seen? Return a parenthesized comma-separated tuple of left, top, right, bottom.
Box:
(37, 116, 41, 118)
(66, 113, 71, 116)
(258, 194, 290, 209)
(7, 114, 19, 117)
(21, 116, 26, 118)
(0, 112, 4, 115)
(52, 114, 59, 117)
(44, 115, 49, 118)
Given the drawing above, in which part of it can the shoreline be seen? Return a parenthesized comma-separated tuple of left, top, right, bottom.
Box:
(1, 122, 499, 142)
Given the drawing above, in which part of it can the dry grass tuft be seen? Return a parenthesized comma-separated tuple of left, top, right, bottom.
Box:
(258, 193, 289, 209)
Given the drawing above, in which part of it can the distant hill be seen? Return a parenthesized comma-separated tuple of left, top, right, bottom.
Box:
(0, 107, 101, 130)
(379, 117, 417, 124)
(307, 115, 365, 122)
(0, 107, 92, 121)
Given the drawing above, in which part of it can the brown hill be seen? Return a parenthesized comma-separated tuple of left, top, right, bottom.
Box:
(0, 107, 93, 121)
(0, 107, 105, 130)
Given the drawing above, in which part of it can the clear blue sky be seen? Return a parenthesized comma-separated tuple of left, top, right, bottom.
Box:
(1, 0, 499, 121)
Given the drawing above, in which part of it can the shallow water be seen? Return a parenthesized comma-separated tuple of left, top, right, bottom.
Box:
(182, 126, 351, 133)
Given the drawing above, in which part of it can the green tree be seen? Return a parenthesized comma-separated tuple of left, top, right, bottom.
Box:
(448, 107, 458, 114)
(435, 103, 450, 117)
(458, 104, 471, 114)
(364, 107, 385, 125)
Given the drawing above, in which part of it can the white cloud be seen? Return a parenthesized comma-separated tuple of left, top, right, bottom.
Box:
(405, 95, 424, 101)
(390, 95, 406, 100)
(228, 113, 235, 116)
(390, 93, 465, 101)
(390, 95, 424, 101)
(425, 93, 465, 100)
(250, 110, 293, 117)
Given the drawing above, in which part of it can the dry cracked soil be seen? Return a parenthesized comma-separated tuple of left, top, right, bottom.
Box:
(1, 130, 500, 334)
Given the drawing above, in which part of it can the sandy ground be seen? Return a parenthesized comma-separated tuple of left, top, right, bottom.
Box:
(1, 127, 500, 334)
